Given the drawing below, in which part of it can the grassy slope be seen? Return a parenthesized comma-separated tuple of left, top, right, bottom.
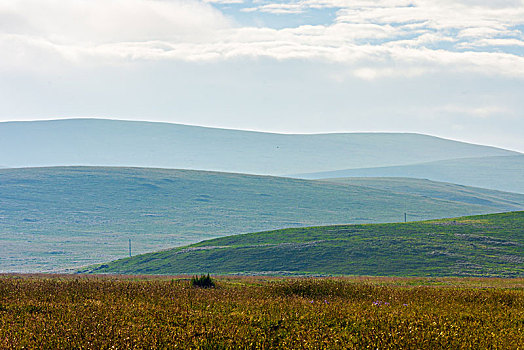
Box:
(86, 212, 524, 277)
(3, 167, 524, 273)
(295, 155, 524, 194)
(0, 119, 518, 174)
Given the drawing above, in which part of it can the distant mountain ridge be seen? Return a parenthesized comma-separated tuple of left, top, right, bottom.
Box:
(0, 119, 518, 174)
(297, 155, 524, 194)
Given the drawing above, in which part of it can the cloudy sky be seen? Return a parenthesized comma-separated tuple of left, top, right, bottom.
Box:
(1, 0, 523, 151)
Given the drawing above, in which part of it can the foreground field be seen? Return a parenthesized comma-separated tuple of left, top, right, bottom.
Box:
(1, 275, 523, 349)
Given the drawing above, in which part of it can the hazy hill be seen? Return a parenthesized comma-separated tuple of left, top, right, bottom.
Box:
(1, 167, 523, 273)
(0, 119, 518, 174)
(296, 155, 524, 194)
(319, 177, 524, 206)
(85, 212, 524, 277)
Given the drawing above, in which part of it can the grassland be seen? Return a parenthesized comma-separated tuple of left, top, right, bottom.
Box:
(0, 275, 522, 349)
(3, 167, 523, 273)
(86, 212, 524, 277)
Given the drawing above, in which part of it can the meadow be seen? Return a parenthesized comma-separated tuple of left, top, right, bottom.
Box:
(0, 275, 523, 349)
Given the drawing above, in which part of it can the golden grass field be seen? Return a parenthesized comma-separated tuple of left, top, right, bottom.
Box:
(1, 275, 523, 349)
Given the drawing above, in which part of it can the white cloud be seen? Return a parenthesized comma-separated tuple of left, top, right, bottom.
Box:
(204, 0, 244, 4)
(458, 38, 524, 48)
(0, 0, 230, 43)
(250, 3, 306, 14)
(1, 0, 524, 79)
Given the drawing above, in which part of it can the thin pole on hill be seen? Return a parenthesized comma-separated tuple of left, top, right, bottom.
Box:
(404, 212, 407, 223)
(129, 239, 132, 257)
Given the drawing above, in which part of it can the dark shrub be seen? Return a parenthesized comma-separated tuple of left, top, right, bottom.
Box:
(191, 274, 215, 288)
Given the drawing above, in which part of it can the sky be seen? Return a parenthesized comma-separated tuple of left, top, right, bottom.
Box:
(1, 0, 523, 152)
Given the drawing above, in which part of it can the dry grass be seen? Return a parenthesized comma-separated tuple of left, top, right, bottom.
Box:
(0, 275, 523, 349)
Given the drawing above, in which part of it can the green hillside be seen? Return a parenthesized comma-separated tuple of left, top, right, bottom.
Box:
(2, 167, 524, 273)
(85, 212, 524, 277)
(296, 155, 524, 194)
(0, 119, 518, 174)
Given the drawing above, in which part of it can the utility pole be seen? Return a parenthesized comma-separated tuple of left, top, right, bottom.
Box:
(404, 212, 407, 223)
(129, 239, 132, 257)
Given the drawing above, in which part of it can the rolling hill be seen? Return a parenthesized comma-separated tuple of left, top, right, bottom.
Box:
(319, 177, 524, 207)
(0, 119, 518, 175)
(84, 212, 524, 277)
(295, 155, 524, 194)
(2, 167, 524, 273)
